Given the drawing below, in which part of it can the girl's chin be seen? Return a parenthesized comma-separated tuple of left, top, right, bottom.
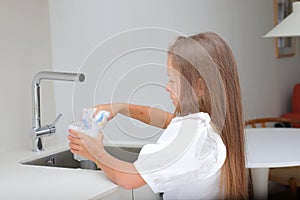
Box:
(172, 100, 178, 107)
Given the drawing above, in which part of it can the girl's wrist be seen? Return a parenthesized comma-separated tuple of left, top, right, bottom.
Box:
(94, 149, 107, 168)
(114, 103, 126, 115)
(97, 148, 107, 160)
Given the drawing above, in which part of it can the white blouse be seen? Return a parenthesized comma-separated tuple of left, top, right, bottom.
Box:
(134, 112, 226, 199)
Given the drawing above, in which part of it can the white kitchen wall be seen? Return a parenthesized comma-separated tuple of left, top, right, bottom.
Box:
(47, 0, 300, 144)
(0, 0, 55, 152)
(2, 1, 298, 153)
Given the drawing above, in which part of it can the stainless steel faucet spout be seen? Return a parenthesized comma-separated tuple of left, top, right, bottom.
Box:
(33, 71, 85, 86)
(32, 71, 85, 152)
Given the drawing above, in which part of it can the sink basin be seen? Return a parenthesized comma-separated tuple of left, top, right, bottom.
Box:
(22, 146, 142, 170)
(22, 148, 81, 169)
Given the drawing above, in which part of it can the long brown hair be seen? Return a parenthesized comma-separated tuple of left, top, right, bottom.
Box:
(168, 32, 248, 199)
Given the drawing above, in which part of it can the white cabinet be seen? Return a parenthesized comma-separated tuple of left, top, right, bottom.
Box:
(133, 185, 162, 200)
(96, 185, 162, 200)
(97, 188, 132, 200)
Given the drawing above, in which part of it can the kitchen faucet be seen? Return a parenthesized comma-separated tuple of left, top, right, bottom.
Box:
(32, 71, 85, 152)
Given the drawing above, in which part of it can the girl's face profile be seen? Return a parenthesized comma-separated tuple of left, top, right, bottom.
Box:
(166, 57, 180, 107)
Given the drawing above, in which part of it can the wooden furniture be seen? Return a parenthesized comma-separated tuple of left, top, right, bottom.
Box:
(245, 128, 300, 199)
(245, 118, 300, 199)
(245, 117, 300, 128)
(281, 84, 300, 128)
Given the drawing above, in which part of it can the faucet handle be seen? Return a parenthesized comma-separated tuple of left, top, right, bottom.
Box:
(52, 113, 63, 126)
(35, 113, 62, 138)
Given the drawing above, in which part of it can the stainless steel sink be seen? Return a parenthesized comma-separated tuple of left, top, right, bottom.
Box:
(21, 146, 142, 170)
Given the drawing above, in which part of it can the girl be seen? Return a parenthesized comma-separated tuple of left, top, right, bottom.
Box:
(68, 32, 248, 199)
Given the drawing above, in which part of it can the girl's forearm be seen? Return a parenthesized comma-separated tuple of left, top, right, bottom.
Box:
(94, 152, 146, 190)
(117, 103, 174, 129)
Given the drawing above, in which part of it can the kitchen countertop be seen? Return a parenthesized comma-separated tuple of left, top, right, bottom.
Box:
(0, 141, 120, 200)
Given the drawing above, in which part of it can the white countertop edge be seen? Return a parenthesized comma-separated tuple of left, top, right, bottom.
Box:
(89, 187, 120, 200)
(247, 161, 300, 169)
(19, 146, 70, 162)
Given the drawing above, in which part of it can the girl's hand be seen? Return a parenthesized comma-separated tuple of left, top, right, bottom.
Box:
(93, 103, 123, 121)
(68, 129, 106, 162)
